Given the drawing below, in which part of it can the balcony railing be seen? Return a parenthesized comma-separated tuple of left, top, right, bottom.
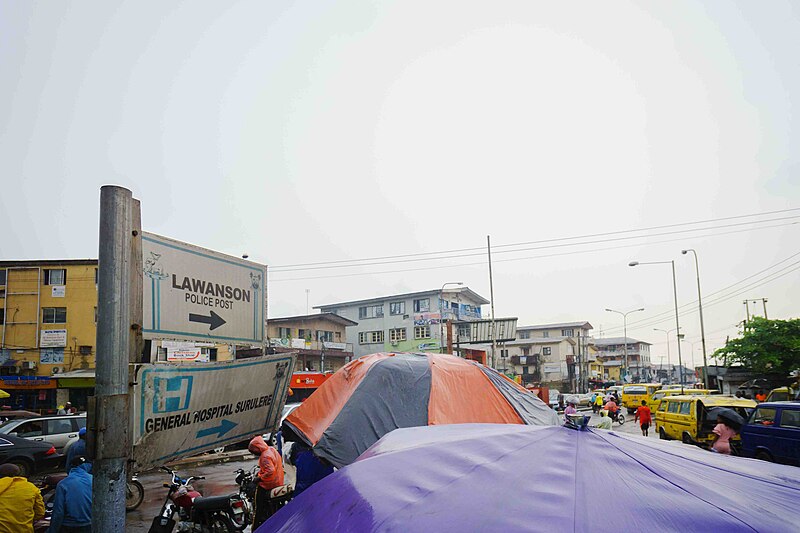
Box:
(268, 338, 353, 353)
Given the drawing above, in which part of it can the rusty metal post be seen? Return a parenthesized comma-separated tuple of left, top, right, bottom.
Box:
(93, 185, 134, 532)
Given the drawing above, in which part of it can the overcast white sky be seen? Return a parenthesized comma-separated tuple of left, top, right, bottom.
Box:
(2, 1, 799, 365)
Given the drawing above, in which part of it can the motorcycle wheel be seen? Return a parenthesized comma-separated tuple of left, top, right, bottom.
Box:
(208, 514, 235, 533)
(617, 413, 625, 425)
(125, 479, 145, 512)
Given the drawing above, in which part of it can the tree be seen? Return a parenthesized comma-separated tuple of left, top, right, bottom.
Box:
(714, 317, 800, 376)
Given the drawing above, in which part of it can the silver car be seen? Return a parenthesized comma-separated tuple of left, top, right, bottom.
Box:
(0, 414, 86, 455)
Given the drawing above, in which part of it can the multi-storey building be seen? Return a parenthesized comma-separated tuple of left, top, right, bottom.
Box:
(266, 313, 356, 373)
(503, 321, 593, 391)
(591, 336, 653, 382)
(1, 260, 98, 411)
(316, 287, 488, 358)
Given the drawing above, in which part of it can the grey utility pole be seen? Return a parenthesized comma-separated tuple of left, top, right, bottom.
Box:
(487, 235, 497, 369)
(605, 307, 644, 382)
(93, 185, 137, 532)
(682, 249, 709, 389)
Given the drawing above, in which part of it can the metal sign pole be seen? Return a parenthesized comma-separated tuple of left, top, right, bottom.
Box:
(93, 185, 136, 532)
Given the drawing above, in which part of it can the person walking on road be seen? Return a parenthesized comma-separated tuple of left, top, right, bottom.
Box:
(635, 400, 652, 437)
(710, 416, 738, 455)
(593, 393, 603, 414)
(595, 410, 613, 430)
(0, 463, 45, 532)
(50, 457, 92, 533)
(248, 435, 285, 530)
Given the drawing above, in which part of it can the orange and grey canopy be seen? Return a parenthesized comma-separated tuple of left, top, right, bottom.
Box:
(283, 352, 559, 468)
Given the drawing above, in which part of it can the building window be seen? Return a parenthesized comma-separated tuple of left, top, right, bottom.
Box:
(561, 329, 574, 337)
(358, 304, 384, 319)
(0, 309, 4, 325)
(389, 301, 405, 315)
(317, 330, 334, 342)
(522, 347, 530, 356)
(457, 324, 470, 339)
(542, 347, 552, 356)
(335, 331, 342, 341)
(95, 268, 98, 285)
(42, 307, 67, 324)
(94, 307, 97, 324)
(359, 331, 384, 344)
(44, 269, 66, 285)
(278, 327, 291, 338)
(542, 331, 549, 338)
(389, 328, 406, 342)
(414, 326, 431, 339)
(0, 269, 6, 285)
(413, 298, 430, 313)
(519, 331, 530, 339)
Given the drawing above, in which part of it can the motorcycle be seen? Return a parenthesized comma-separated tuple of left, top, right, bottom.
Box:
(610, 410, 626, 425)
(232, 465, 293, 527)
(148, 467, 246, 533)
(127, 472, 145, 511)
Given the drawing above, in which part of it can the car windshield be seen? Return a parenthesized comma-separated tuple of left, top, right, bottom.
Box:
(624, 387, 647, 394)
(0, 419, 18, 430)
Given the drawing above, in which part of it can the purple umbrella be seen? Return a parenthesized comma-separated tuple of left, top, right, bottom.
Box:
(260, 424, 800, 532)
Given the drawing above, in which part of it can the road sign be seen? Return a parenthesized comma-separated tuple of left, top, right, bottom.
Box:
(131, 354, 295, 470)
(141, 232, 267, 344)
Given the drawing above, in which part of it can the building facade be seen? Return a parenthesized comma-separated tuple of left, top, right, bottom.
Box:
(591, 337, 653, 382)
(316, 287, 488, 358)
(266, 313, 356, 373)
(503, 321, 593, 391)
(1, 260, 98, 411)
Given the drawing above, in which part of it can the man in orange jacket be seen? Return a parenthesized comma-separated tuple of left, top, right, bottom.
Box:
(248, 435, 285, 529)
(0, 463, 45, 532)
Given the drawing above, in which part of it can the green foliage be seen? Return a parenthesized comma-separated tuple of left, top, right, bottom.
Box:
(714, 317, 800, 375)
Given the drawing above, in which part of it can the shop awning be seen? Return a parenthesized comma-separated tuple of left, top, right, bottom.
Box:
(0, 389, 9, 399)
(56, 369, 96, 388)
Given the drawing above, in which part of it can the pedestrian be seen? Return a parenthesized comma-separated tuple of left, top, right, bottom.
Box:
(57, 405, 67, 416)
(755, 390, 767, 402)
(248, 435, 285, 530)
(595, 410, 613, 430)
(290, 441, 334, 497)
(710, 416, 738, 455)
(594, 394, 603, 414)
(0, 463, 45, 532)
(66, 403, 77, 415)
(564, 400, 577, 419)
(589, 392, 597, 413)
(49, 457, 92, 533)
(636, 400, 652, 437)
(65, 427, 88, 472)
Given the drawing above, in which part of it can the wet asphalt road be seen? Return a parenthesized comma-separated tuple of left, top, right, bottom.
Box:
(125, 460, 296, 533)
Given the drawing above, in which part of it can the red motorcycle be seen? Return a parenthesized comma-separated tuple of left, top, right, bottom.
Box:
(149, 467, 246, 533)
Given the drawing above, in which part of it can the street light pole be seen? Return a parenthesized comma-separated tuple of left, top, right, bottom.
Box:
(629, 260, 685, 387)
(439, 282, 463, 354)
(682, 249, 709, 389)
(605, 307, 644, 382)
(654, 327, 678, 384)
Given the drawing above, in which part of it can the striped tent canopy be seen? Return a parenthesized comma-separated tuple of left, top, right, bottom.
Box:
(283, 352, 558, 468)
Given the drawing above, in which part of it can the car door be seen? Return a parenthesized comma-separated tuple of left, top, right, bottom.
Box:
(0, 436, 14, 464)
(11, 420, 46, 444)
(775, 408, 800, 465)
(743, 406, 777, 459)
(44, 417, 78, 451)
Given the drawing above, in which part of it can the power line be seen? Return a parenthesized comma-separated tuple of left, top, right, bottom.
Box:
(269, 220, 799, 282)
(271, 207, 800, 270)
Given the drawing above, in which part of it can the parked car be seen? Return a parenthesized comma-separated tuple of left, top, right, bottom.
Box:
(740, 402, 800, 466)
(548, 390, 561, 409)
(0, 433, 62, 476)
(650, 389, 719, 418)
(655, 395, 756, 446)
(0, 414, 86, 455)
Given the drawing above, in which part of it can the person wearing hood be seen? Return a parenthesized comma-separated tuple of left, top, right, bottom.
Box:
(0, 463, 45, 532)
(65, 427, 88, 473)
(49, 457, 92, 533)
(248, 435, 284, 530)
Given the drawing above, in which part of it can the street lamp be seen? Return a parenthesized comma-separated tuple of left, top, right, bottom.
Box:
(682, 249, 709, 389)
(629, 260, 685, 386)
(653, 327, 679, 384)
(439, 282, 464, 354)
(604, 307, 644, 382)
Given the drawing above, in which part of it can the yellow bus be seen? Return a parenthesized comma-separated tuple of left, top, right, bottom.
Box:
(655, 395, 756, 445)
(621, 383, 662, 414)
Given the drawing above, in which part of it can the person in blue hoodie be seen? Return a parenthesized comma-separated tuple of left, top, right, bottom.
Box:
(49, 457, 92, 533)
(65, 427, 87, 471)
(289, 441, 334, 496)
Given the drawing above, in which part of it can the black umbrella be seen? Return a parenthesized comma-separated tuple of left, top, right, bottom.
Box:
(707, 407, 746, 429)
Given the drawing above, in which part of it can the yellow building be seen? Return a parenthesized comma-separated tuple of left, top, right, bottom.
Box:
(1, 260, 98, 411)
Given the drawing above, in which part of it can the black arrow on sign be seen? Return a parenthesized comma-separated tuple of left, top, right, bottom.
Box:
(189, 310, 226, 331)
